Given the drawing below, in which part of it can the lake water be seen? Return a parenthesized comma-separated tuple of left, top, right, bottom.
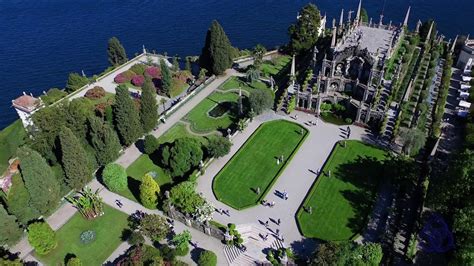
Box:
(0, 0, 473, 129)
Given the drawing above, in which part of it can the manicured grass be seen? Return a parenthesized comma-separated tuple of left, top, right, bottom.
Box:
(170, 79, 188, 98)
(261, 55, 291, 77)
(220, 76, 269, 92)
(120, 154, 173, 203)
(297, 140, 387, 241)
(0, 120, 26, 174)
(157, 122, 209, 145)
(213, 120, 308, 209)
(36, 205, 128, 265)
(183, 91, 242, 134)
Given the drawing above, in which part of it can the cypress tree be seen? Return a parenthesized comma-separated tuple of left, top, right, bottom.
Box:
(17, 147, 60, 215)
(0, 204, 23, 246)
(160, 59, 172, 96)
(88, 116, 122, 166)
(107, 37, 128, 66)
(6, 173, 40, 225)
(288, 3, 321, 54)
(199, 20, 234, 75)
(59, 126, 91, 189)
(139, 174, 160, 209)
(113, 85, 143, 146)
(140, 77, 159, 132)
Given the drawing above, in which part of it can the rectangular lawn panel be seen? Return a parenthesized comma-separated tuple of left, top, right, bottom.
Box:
(183, 91, 240, 133)
(36, 205, 128, 265)
(121, 154, 172, 203)
(297, 140, 387, 241)
(220, 76, 269, 92)
(213, 120, 308, 209)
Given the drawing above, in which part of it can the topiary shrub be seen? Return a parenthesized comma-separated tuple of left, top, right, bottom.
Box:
(131, 75, 145, 87)
(144, 134, 159, 154)
(85, 86, 106, 100)
(174, 244, 190, 257)
(198, 250, 217, 266)
(114, 70, 136, 84)
(80, 230, 96, 244)
(102, 163, 128, 192)
(27, 221, 57, 255)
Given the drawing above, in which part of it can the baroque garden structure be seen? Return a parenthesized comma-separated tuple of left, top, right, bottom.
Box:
(291, 1, 410, 126)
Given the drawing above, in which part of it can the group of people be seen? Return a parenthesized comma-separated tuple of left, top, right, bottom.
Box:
(115, 199, 123, 208)
(261, 199, 276, 208)
(216, 208, 231, 216)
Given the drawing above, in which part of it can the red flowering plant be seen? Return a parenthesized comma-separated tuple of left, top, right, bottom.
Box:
(144, 66, 161, 79)
(131, 75, 145, 87)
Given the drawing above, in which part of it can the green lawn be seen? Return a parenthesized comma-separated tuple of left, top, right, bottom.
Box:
(183, 91, 242, 134)
(220, 76, 269, 92)
(120, 154, 173, 203)
(261, 55, 291, 77)
(297, 140, 387, 241)
(157, 122, 209, 145)
(36, 205, 128, 265)
(213, 120, 308, 209)
(0, 120, 26, 174)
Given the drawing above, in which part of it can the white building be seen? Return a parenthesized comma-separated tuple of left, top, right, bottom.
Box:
(456, 37, 474, 74)
(12, 92, 43, 128)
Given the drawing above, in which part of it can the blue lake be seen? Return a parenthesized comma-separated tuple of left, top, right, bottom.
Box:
(0, 0, 473, 129)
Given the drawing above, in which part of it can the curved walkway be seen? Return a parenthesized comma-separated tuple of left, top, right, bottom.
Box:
(179, 121, 221, 137)
(196, 110, 372, 257)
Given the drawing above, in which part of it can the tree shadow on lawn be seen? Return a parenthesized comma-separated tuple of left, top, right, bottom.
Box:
(335, 156, 386, 235)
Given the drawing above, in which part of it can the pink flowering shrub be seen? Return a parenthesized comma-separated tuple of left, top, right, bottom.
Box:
(114, 73, 127, 84)
(145, 66, 161, 79)
(114, 70, 136, 84)
(131, 75, 145, 87)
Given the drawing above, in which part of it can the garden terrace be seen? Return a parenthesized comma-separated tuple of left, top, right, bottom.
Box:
(213, 120, 308, 209)
(400, 49, 433, 128)
(393, 36, 421, 102)
(260, 55, 291, 79)
(182, 91, 244, 134)
(35, 205, 128, 265)
(296, 140, 387, 241)
(118, 123, 209, 204)
(220, 76, 270, 93)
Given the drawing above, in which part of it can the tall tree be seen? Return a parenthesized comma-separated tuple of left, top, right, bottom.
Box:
(139, 174, 160, 209)
(87, 116, 122, 166)
(140, 77, 159, 132)
(6, 173, 40, 224)
(252, 44, 267, 69)
(360, 8, 369, 23)
(172, 56, 180, 71)
(113, 85, 143, 146)
(249, 89, 273, 115)
(107, 37, 128, 66)
(66, 73, 89, 93)
(161, 138, 203, 178)
(185, 56, 192, 72)
(66, 98, 95, 144)
(160, 59, 172, 96)
(0, 204, 23, 246)
(199, 20, 234, 75)
(59, 126, 91, 189)
(288, 3, 321, 54)
(17, 147, 60, 215)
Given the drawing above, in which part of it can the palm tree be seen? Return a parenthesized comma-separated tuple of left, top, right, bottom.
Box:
(252, 44, 267, 69)
(246, 66, 260, 83)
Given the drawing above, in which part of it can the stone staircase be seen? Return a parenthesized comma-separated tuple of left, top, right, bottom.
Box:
(223, 223, 284, 265)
